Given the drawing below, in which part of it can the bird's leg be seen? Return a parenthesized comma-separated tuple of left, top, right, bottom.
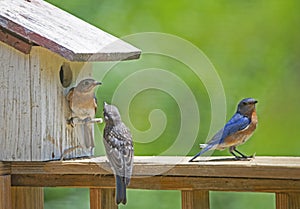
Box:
(234, 147, 253, 159)
(229, 146, 241, 159)
(229, 147, 253, 160)
(188, 153, 200, 162)
(67, 116, 87, 127)
(83, 117, 92, 123)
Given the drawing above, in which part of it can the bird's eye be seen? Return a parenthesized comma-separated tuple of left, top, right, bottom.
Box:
(243, 102, 247, 105)
(84, 81, 89, 86)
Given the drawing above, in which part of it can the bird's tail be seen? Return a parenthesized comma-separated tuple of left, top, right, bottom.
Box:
(83, 123, 94, 155)
(189, 143, 215, 162)
(116, 175, 127, 205)
(199, 144, 207, 149)
(75, 122, 94, 156)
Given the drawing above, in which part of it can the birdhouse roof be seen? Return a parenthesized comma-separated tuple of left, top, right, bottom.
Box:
(0, 0, 141, 61)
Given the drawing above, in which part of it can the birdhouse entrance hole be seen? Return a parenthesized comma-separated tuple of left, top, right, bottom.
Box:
(59, 62, 73, 87)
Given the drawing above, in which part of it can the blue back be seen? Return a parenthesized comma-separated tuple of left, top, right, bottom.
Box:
(203, 113, 251, 152)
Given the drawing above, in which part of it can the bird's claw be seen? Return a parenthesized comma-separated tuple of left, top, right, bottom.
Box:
(67, 118, 75, 127)
(234, 154, 254, 161)
(83, 117, 92, 123)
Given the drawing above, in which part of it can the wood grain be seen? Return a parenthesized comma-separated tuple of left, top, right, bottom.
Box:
(276, 193, 300, 209)
(8, 156, 300, 192)
(90, 188, 117, 209)
(0, 42, 31, 161)
(5, 156, 300, 209)
(0, 42, 95, 161)
(29, 47, 94, 161)
(10, 174, 300, 192)
(0, 175, 11, 209)
(11, 187, 43, 209)
(182, 190, 209, 209)
(0, 0, 140, 61)
(10, 156, 300, 180)
(0, 27, 31, 54)
(0, 162, 11, 175)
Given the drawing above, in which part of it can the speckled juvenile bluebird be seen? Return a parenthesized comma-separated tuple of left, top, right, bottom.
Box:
(189, 98, 258, 162)
(66, 78, 101, 150)
(103, 103, 134, 205)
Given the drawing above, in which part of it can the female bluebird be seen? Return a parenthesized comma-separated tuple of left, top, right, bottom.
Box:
(66, 78, 101, 150)
(189, 98, 258, 162)
(103, 103, 134, 205)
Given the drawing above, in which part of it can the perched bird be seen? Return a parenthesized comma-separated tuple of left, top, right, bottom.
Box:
(66, 78, 101, 151)
(189, 98, 258, 162)
(103, 103, 134, 205)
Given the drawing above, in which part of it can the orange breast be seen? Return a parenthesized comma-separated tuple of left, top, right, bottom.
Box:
(72, 91, 97, 110)
(216, 111, 258, 149)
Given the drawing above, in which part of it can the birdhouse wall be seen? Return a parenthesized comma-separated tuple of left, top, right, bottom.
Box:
(0, 42, 94, 161)
(0, 41, 31, 161)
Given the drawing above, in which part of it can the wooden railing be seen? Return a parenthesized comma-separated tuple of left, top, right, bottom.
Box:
(1, 156, 300, 209)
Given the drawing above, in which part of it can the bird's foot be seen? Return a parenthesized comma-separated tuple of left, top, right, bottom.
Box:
(234, 154, 254, 161)
(188, 154, 200, 162)
(83, 117, 92, 123)
(234, 156, 250, 161)
(67, 117, 75, 127)
(231, 148, 255, 161)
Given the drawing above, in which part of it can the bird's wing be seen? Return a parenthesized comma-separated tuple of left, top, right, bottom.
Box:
(104, 123, 133, 180)
(66, 87, 74, 103)
(202, 128, 225, 151)
(207, 113, 250, 146)
(93, 94, 97, 113)
(222, 113, 251, 137)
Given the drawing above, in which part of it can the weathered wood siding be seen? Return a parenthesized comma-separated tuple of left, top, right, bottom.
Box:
(0, 41, 94, 161)
(0, 42, 31, 160)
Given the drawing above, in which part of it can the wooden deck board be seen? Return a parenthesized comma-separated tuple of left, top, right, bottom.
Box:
(5, 156, 300, 192)
(2, 156, 300, 208)
(9, 156, 300, 180)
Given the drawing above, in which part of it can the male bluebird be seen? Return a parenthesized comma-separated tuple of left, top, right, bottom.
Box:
(189, 98, 258, 162)
(103, 103, 134, 205)
(66, 78, 101, 151)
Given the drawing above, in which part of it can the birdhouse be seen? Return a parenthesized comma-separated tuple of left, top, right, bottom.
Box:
(0, 0, 140, 161)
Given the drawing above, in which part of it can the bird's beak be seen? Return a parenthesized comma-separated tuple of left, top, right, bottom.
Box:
(94, 81, 102, 86)
(254, 100, 258, 104)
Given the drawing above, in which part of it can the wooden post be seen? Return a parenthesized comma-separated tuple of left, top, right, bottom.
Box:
(276, 192, 300, 209)
(0, 175, 12, 209)
(90, 188, 117, 209)
(181, 190, 209, 209)
(11, 187, 43, 209)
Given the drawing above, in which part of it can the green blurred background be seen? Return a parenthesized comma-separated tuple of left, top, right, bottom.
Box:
(45, 0, 300, 208)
